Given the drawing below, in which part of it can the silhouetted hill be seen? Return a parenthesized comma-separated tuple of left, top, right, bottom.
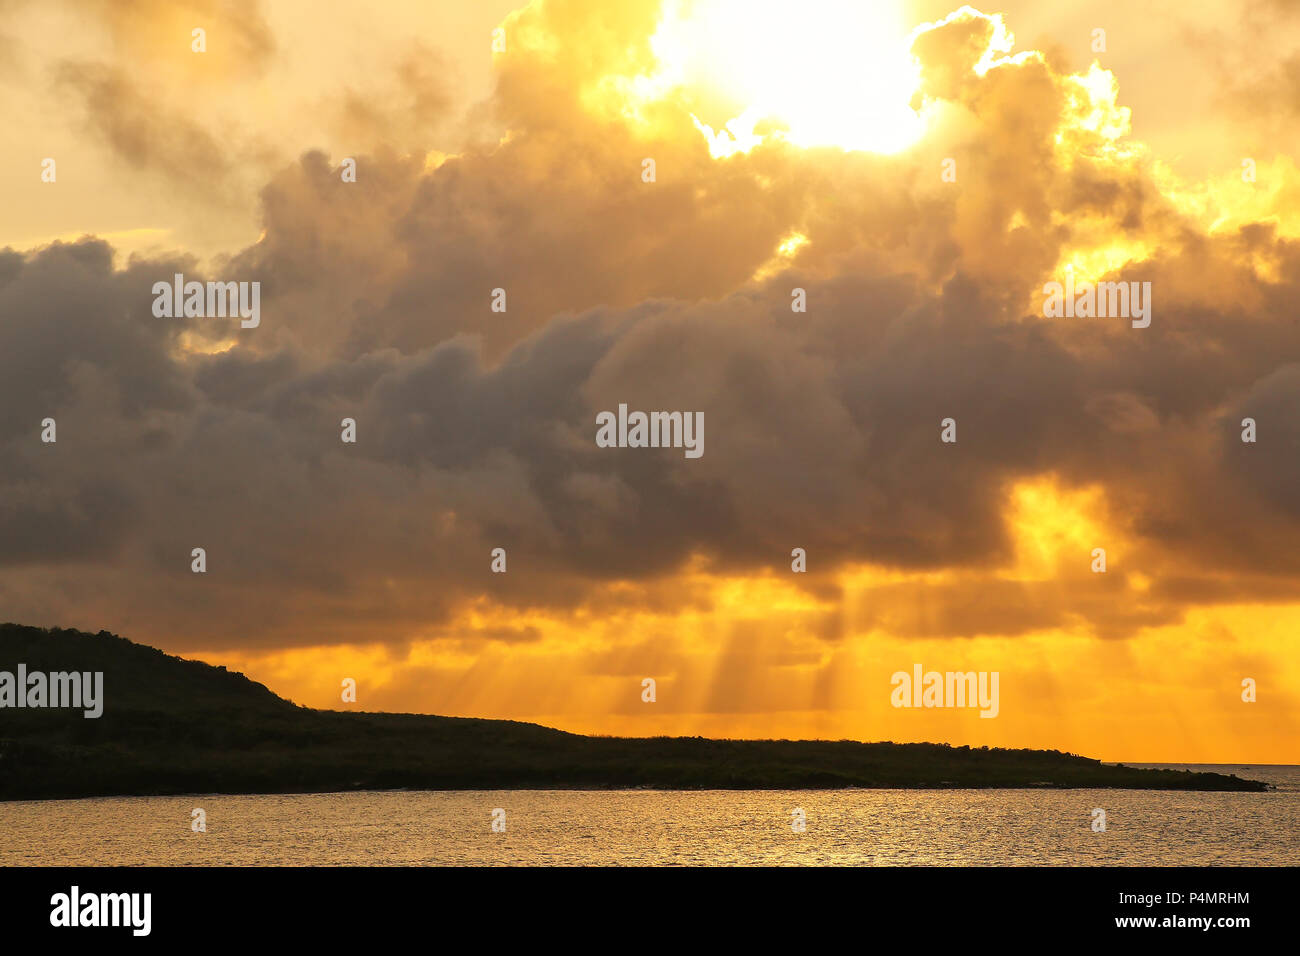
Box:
(0, 623, 290, 713)
(0, 623, 1270, 799)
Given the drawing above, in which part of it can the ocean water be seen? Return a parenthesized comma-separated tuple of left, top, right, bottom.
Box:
(1, 765, 1296, 866)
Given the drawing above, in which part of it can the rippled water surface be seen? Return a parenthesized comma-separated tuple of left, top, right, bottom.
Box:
(2, 765, 1296, 866)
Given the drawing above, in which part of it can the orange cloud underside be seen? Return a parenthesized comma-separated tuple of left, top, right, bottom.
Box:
(200, 478, 1300, 763)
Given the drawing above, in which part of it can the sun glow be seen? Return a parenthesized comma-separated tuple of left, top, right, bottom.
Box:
(647, 0, 926, 156)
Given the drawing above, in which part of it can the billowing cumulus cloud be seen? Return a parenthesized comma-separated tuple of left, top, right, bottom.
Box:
(2, 1, 1298, 758)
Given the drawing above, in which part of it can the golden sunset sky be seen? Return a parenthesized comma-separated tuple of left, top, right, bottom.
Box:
(2, 0, 1298, 762)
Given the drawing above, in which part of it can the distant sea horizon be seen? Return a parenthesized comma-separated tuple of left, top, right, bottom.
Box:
(1114, 763, 1297, 779)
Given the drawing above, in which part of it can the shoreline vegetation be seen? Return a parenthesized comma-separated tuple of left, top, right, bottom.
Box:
(0, 623, 1271, 801)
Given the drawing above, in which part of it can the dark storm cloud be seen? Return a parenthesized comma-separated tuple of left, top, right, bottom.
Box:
(4, 3, 1300, 649)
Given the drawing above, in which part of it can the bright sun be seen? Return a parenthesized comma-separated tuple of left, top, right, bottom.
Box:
(648, 0, 925, 155)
